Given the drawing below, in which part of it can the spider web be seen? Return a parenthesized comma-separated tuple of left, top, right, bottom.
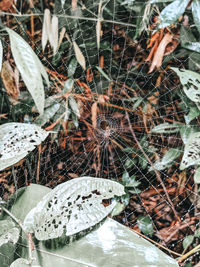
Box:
(0, 0, 200, 265)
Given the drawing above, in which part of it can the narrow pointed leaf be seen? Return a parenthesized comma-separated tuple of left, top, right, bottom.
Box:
(23, 177, 125, 240)
(0, 123, 49, 171)
(50, 15, 58, 55)
(72, 41, 86, 70)
(42, 9, 51, 52)
(7, 28, 49, 114)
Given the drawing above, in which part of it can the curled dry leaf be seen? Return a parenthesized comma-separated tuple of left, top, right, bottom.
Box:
(50, 15, 59, 55)
(42, 9, 59, 55)
(148, 33, 173, 73)
(72, 41, 86, 70)
(1, 61, 20, 99)
(91, 102, 98, 129)
(42, 9, 51, 52)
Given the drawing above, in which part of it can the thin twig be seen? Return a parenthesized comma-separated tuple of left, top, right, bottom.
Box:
(178, 244, 200, 263)
(125, 111, 179, 221)
(0, 11, 136, 28)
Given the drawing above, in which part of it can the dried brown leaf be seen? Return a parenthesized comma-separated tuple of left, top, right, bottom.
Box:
(1, 61, 19, 99)
(42, 9, 51, 52)
(148, 33, 173, 73)
(91, 102, 98, 129)
(72, 41, 86, 70)
(50, 15, 59, 55)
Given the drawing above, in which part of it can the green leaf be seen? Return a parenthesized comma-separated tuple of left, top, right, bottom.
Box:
(0, 123, 49, 171)
(171, 67, 200, 104)
(183, 235, 194, 250)
(192, 0, 200, 34)
(158, 0, 189, 29)
(69, 96, 80, 118)
(10, 258, 41, 267)
(184, 105, 200, 124)
(23, 177, 125, 240)
(194, 227, 200, 237)
(6, 28, 49, 115)
(0, 220, 19, 247)
(4, 184, 178, 267)
(152, 148, 181, 171)
(63, 78, 74, 93)
(67, 58, 77, 77)
(137, 216, 154, 237)
(194, 167, 200, 184)
(0, 220, 20, 267)
(180, 132, 200, 170)
(150, 0, 173, 2)
(151, 123, 181, 133)
(35, 103, 60, 126)
(96, 66, 111, 81)
(180, 125, 197, 144)
(111, 202, 125, 216)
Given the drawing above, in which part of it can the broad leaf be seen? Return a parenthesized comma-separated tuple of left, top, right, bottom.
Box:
(183, 235, 194, 250)
(2, 184, 178, 267)
(137, 216, 154, 237)
(0, 123, 49, 171)
(158, 0, 190, 29)
(23, 177, 125, 240)
(0, 220, 19, 247)
(151, 122, 181, 133)
(192, 0, 200, 34)
(0, 220, 20, 267)
(35, 103, 60, 126)
(152, 148, 181, 171)
(6, 28, 49, 115)
(10, 258, 41, 267)
(180, 132, 200, 170)
(171, 67, 200, 104)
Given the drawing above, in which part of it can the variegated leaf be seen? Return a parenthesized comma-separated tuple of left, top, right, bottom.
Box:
(0, 123, 49, 171)
(180, 132, 200, 170)
(171, 67, 200, 104)
(23, 177, 125, 240)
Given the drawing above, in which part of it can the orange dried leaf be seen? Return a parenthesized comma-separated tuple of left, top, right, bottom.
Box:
(1, 61, 20, 99)
(91, 102, 98, 129)
(72, 41, 86, 70)
(148, 33, 173, 73)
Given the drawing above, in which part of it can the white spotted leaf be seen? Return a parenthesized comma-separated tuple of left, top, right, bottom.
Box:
(0, 123, 49, 171)
(171, 67, 200, 104)
(180, 132, 200, 170)
(23, 177, 125, 240)
(6, 28, 49, 115)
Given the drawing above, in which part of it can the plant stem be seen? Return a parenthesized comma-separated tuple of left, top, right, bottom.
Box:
(0, 11, 136, 28)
